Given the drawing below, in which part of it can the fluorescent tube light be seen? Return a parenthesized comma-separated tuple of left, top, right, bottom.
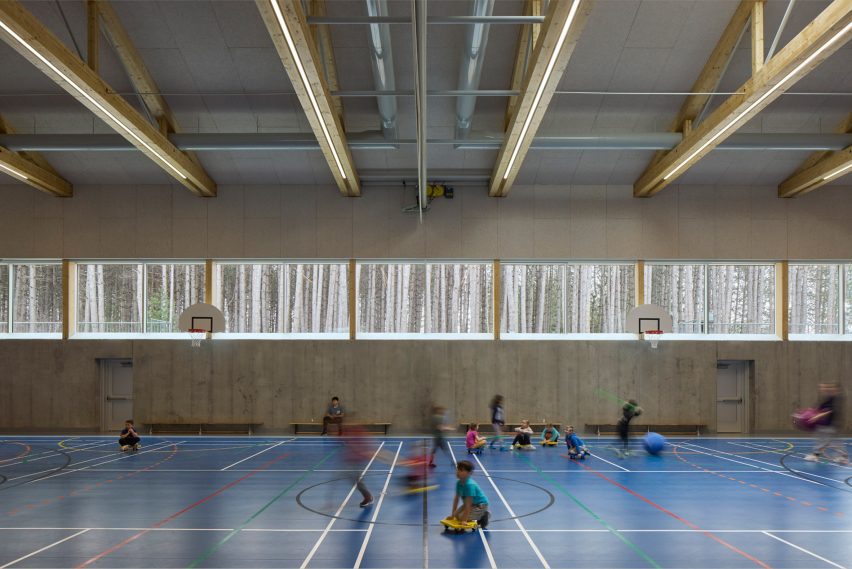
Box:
(0, 162, 29, 180)
(822, 161, 852, 181)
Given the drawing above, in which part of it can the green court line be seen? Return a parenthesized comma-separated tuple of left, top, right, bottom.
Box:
(187, 448, 339, 568)
(515, 453, 662, 569)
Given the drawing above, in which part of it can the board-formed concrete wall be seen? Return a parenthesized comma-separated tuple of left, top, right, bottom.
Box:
(1, 340, 848, 434)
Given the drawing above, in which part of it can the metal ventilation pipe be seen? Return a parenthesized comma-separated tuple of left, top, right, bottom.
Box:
(365, 0, 398, 140)
(455, 0, 495, 140)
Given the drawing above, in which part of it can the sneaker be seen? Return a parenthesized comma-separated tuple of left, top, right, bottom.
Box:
(320, 432, 327, 436)
(360, 496, 374, 508)
(804, 454, 820, 462)
(832, 457, 849, 465)
(120, 445, 130, 452)
(429, 462, 437, 468)
(479, 511, 490, 529)
(133, 443, 141, 451)
(522, 445, 536, 451)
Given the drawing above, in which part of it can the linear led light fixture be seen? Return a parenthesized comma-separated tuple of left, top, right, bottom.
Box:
(0, 19, 188, 182)
(502, 0, 581, 180)
(823, 161, 852, 181)
(268, 0, 347, 181)
(662, 21, 852, 182)
(0, 162, 29, 181)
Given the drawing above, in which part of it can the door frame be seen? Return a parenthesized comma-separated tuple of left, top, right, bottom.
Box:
(715, 360, 754, 434)
(99, 358, 134, 433)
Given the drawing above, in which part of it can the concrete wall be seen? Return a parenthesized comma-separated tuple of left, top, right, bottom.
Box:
(1, 183, 852, 260)
(1, 339, 849, 434)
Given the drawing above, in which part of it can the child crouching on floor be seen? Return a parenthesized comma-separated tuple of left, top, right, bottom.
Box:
(466, 424, 487, 451)
(119, 419, 141, 452)
(540, 423, 561, 445)
(511, 420, 536, 450)
(565, 425, 589, 459)
(450, 460, 490, 527)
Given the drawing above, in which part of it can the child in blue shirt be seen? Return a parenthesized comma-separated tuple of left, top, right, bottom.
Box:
(450, 460, 490, 528)
(565, 425, 589, 459)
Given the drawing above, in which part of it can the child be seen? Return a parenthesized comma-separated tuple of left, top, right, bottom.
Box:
(466, 423, 486, 452)
(805, 383, 849, 465)
(617, 399, 642, 458)
(564, 425, 590, 459)
(489, 395, 505, 449)
(449, 460, 490, 528)
(119, 420, 141, 452)
(429, 405, 451, 467)
(540, 423, 561, 445)
(511, 420, 536, 450)
(343, 425, 374, 507)
(321, 396, 345, 436)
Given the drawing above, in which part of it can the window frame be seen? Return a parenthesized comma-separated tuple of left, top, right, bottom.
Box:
(788, 261, 846, 340)
(0, 259, 63, 339)
(214, 259, 350, 338)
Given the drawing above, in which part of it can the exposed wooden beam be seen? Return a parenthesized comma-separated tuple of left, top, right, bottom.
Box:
(505, 0, 542, 130)
(256, 0, 360, 196)
(308, 0, 344, 124)
(778, 145, 852, 197)
(775, 261, 788, 340)
(97, 1, 177, 132)
(490, 0, 593, 197)
(493, 259, 501, 341)
(751, 1, 764, 74)
(0, 1, 216, 196)
(779, 113, 852, 197)
(62, 260, 77, 340)
(646, 1, 754, 170)
(0, 114, 71, 196)
(634, 0, 852, 197)
(635, 260, 645, 308)
(348, 259, 356, 340)
(86, 0, 98, 72)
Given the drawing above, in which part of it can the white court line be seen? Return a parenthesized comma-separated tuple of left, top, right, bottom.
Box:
(22, 441, 177, 485)
(0, 441, 114, 468)
(3, 441, 174, 484)
(353, 442, 403, 568)
(0, 527, 368, 532)
(446, 445, 496, 569)
(588, 452, 629, 472)
(300, 442, 385, 569)
(0, 529, 90, 569)
(712, 442, 848, 483)
(70, 468, 391, 473)
(220, 438, 294, 471)
(761, 531, 846, 569)
(731, 441, 852, 475)
(473, 454, 549, 569)
(677, 442, 824, 487)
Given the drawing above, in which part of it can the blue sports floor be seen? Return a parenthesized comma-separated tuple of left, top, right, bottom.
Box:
(0, 435, 850, 568)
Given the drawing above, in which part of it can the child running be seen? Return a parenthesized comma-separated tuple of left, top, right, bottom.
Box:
(489, 395, 505, 449)
(429, 405, 451, 467)
(466, 424, 486, 452)
(540, 423, 561, 445)
(565, 425, 590, 459)
(511, 420, 536, 450)
(119, 419, 141, 452)
(616, 399, 642, 458)
(449, 460, 490, 528)
(805, 382, 849, 465)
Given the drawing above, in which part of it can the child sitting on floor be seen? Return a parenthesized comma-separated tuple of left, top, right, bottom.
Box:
(565, 425, 589, 459)
(466, 424, 486, 452)
(119, 419, 141, 452)
(540, 423, 561, 445)
(511, 420, 536, 450)
(449, 460, 490, 528)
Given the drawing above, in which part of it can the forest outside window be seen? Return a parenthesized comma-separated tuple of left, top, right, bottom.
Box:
(217, 263, 348, 334)
(502, 263, 634, 335)
(0, 262, 62, 335)
(357, 262, 492, 335)
(789, 264, 841, 335)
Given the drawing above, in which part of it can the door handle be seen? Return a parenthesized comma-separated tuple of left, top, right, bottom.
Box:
(717, 398, 743, 403)
(106, 396, 131, 401)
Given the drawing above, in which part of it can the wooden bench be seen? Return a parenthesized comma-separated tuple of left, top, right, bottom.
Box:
(585, 424, 705, 436)
(147, 423, 263, 436)
(290, 422, 391, 436)
(459, 422, 563, 434)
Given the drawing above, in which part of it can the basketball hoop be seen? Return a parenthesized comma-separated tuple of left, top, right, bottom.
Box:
(643, 330, 663, 349)
(189, 329, 207, 348)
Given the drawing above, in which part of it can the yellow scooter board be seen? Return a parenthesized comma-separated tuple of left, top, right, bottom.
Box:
(541, 440, 558, 446)
(440, 517, 479, 533)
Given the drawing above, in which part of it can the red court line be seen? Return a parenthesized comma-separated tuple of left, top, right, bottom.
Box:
(574, 460, 772, 569)
(76, 451, 290, 568)
(0, 442, 32, 463)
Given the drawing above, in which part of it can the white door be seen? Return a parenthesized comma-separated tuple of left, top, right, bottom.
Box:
(716, 361, 747, 433)
(102, 359, 133, 432)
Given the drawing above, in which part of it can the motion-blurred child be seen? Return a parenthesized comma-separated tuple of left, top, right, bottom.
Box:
(466, 423, 486, 452)
(429, 405, 452, 467)
(119, 419, 141, 452)
(565, 425, 590, 459)
(489, 395, 505, 449)
(617, 399, 642, 458)
(805, 383, 849, 465)
(342, 425, 375, 507)
(511, 420, 536, 450)
(540, 423, 561, 445)
(449, 460, 490, 528)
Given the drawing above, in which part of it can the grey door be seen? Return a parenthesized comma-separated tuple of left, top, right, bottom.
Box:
(102, 359, 133, 432)
(716, 361, 747, 433)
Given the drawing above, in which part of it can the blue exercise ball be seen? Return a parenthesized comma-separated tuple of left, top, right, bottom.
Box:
(643, 432, 667, 455)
